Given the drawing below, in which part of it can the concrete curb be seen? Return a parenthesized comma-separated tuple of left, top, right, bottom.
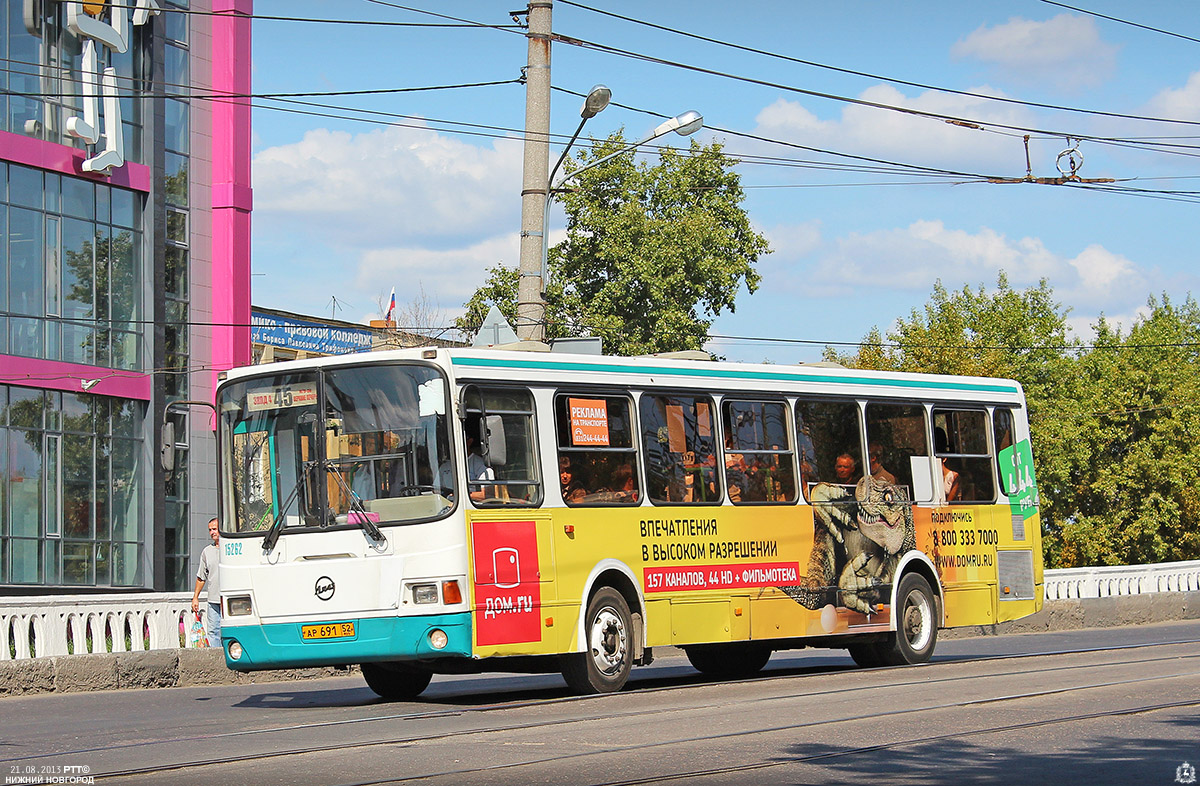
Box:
(0, 647, 358, 697)
(3, 591, 1199, 697)
(939, 590, 1200, 638)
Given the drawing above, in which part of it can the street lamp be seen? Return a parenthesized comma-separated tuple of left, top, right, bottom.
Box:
(548, 84, 612, 189)
(540, 109, 704, 290)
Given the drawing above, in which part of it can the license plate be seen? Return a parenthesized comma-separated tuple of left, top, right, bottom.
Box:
(301, 621, 355, 640)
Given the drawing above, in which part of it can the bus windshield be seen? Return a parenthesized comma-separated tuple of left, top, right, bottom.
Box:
(218, 364, 452, 534)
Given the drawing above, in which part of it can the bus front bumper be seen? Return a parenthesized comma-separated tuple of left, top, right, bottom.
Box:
(222, 612, 472, 671)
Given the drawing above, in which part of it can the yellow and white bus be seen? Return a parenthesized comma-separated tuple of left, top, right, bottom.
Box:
(213, 347, 1042, 697)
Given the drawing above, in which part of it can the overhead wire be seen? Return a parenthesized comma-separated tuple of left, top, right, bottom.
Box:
(6, 5, 1200, 201)
(548, 85, 1200, 203)
(551, 31, 1200, 134)
(557, 0, 1200, 128)
(360, 0, 527, 38)
(46, 1, 521, 28)
(0, 54, 1003, 185)
(1037, 0, 1200, 45)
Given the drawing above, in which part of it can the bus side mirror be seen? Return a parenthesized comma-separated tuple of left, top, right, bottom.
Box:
(161, 421, 176, 474)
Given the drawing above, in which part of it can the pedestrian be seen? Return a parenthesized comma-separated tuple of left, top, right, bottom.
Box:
(191, 517, 221, 647)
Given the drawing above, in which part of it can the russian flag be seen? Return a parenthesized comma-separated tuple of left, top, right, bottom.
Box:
(384, 287, 396, 323)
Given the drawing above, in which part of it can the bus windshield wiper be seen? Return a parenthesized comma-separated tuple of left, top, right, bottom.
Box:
(261, 459, 386, 551)
(326, 460, 386, 545)
(261, 460, 315, 553)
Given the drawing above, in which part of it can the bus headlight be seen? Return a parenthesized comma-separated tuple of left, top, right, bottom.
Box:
(412, 584, 438, 604)
(429, 629, 448, 650)
(227, 596, 253, 616)
(228, 641, 243, 660)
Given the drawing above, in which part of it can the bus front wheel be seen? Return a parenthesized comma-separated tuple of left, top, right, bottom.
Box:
(876, 573, 938, 666)
(562, 587, 634, 694)
(361, 661, 433, 700)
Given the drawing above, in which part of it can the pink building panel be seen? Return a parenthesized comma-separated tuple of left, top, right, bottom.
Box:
(209, 0, 254, 393)
(0, 129, 151, 193)
(0, 356, 151, 400)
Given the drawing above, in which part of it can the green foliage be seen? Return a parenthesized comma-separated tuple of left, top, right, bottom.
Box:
(455, 263, 520, 338)
(1054, 295, 1200, 566)
(839, 276, 1200, 569)
(458, 134, 768, 355)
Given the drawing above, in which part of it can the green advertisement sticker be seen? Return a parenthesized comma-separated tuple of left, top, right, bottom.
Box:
(998, 439, 1038, 519)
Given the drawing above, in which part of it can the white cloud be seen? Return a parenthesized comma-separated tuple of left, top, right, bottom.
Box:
(797, 220, 1146, 317)
(253, 123, 523, 247)
(1145, 71, 1200, 121)
(1069, 243, 1142, 297)
(952, 14, 1118, 90)
(751, 87, 1040, 174)
(762, 220, 822, 260)
(355, 232, 521, 306)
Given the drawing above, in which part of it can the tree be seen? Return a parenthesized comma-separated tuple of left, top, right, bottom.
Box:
(831, 275, 1084, 566)
(457, 263, 520, 339)
(835, 277, 1200, 569)
(1055, 296, 1200, 566)
(457, 134, 769, 355)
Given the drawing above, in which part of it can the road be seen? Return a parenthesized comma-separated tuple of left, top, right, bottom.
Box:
(2, 621, 1198, 785)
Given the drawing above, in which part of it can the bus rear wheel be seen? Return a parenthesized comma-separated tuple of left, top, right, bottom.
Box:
(361, 661, 433, 700)
(847, 642, 884, 668)
(876, 573, 938, 666)
(561, 587, 634, 694)
(685, 642, 772, 678)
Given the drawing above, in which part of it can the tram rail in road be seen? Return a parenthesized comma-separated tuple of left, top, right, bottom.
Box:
(2, 620, 1198, 785)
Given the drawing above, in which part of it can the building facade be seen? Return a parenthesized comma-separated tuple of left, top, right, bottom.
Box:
(0, 0, 251, 592)
(250, 306, 460, 364)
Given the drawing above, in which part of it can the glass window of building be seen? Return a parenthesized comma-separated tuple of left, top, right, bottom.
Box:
(1, 165, 143, 369)
(2, 1, 147, 157)
(1, 385, 143, 588)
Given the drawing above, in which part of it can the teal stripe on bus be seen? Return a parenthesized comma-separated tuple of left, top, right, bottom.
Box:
(450, 356, 1019, 394)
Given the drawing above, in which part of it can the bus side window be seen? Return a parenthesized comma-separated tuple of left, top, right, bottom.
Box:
(639, 393, 720, 505)
(932, 409, 995, 503)
(993, 407, 1019, 497)
(864, 402, 929, 501)
(463, 387, 542, 507)
(722, 400, 795, 504)
(555, 394, 640, 506)
(794, 398, 863, 500)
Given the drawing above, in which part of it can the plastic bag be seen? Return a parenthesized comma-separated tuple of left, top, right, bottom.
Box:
(187, 612, 207, 648)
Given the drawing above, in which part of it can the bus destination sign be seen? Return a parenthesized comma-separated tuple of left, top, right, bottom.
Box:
(246, 383, 318, 413)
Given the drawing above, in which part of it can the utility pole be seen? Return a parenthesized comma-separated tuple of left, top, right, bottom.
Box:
(516, 0, 552, 342)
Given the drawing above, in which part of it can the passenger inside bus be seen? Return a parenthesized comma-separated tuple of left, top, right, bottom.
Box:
(934, 427, 961, 502)
(607, 462, 638, 503)
(868, 442, 897, 485)
(454, 416, 494, 503)
(559, 457, 588, 504)
(726, 450, 749, 502)
(834, 453, 860, 486)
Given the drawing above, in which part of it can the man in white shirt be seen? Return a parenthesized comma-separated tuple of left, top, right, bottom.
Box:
(191, 518, 221, 647)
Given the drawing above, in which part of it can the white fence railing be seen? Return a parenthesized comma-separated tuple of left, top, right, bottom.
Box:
(1042, 560, 1200, 600)
(3, 561, 1200, 662)
(0, 592, 209, 662)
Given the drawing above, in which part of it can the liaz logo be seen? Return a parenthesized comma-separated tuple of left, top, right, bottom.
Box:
(315, 577, 335, 601)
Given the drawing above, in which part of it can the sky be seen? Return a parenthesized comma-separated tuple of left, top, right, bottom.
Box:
(247, 1, 1200, 363)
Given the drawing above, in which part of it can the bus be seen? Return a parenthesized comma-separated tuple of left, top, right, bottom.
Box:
(212, 346, 1043, 697)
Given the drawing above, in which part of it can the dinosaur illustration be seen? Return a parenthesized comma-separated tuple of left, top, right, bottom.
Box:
(781, 475, 916, 615)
